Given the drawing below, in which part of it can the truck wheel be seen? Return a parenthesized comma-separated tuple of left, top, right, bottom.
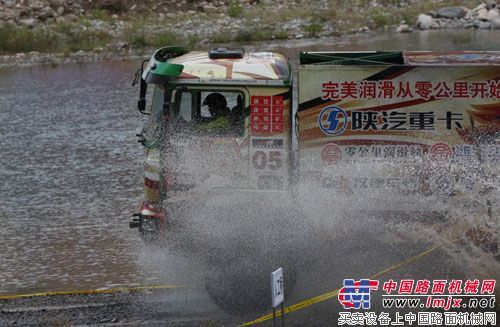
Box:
(204, 256, 297, 315)
(139, 230, 163, 246)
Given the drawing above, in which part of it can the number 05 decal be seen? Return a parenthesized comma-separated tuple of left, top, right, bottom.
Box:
(252, 151, 283, 170)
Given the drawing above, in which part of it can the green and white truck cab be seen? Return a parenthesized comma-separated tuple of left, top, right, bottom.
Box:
(130, 47, 294, 237)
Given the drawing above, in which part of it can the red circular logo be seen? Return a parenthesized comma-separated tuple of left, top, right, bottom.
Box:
(321, 143, 342, 164)
(430, 142, 453, 162)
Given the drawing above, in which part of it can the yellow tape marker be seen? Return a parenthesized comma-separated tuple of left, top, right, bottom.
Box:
(241, 243, 443, 326)
(0, 284, 183, 300)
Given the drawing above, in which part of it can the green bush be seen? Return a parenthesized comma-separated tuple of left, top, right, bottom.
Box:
(187, 34, 200, 47)
(233, 30, 253, 42)
(227, 1, 244, 18)
(123, 23, 148, 47)
(232, 28, 274, 42)
(153, 31, 177, 47)
(305, 22, 322, 37)
(56, 22, 111, 51)
(210, 33, 233, 44)
(0, 25, 57, 53)
(90, 9, 111, 20)
(95, 0, 125, 14)
(370, 9, 390, 27)
(274, 30, 289, 40)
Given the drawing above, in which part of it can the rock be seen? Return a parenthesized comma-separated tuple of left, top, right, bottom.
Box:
(491, 17, 500, 28)
(465, 10, 475, 20)
(477, 21, 491, 29)
(416, 14, 437, 29)
(65, 13, 77, 21)
(485, 0, 496, 10)
(18, 8, 32, 18)
(472, 4, 486, 12)
(462, 21, 475, 28)
(1, 10, 19, 21)
(57, 6, 64, 16)
(427, 10, 438, 18)
(436, 6, 466, 19)
(487, 9, 500, 21)
(294, 33, 303, 39)
(396, 24, 412, 33)
(477, 8, 489, 20)
(19, 18, 37, 28)
(37, 6, 56, 21)
(3, 0, 14, 8)
(202, 5, 218, 14)
(55, 16, 65, 24)
(115, 42, 129, 50)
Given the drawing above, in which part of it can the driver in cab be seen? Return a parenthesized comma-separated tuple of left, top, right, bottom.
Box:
(197, 93, 232, 133)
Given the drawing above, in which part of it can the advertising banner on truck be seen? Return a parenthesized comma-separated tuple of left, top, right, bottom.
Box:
(297, 52, 500, 205)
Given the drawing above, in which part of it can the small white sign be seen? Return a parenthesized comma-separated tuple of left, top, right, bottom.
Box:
(271, 267, 284, 308)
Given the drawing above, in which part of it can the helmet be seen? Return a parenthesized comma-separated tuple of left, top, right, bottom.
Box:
(202, 93, 229, 117)
(203, 93, 227, 108)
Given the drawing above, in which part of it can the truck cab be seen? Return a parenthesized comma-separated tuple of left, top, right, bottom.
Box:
(130, 47, 293, 239)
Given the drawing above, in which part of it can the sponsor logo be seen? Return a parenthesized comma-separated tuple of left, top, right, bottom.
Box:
(430, 142, 453, 162)
(321, 143, 342, 164)
(318, 106, 348, 136)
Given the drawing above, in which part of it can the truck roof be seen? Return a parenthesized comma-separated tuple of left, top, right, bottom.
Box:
(300, 51, 500, 66)
(168, 51, 291, 85)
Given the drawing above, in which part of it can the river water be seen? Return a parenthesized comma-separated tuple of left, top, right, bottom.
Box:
(0, 30, 499, 295)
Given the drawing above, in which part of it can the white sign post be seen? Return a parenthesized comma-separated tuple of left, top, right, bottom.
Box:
(271, 267, 285, 326)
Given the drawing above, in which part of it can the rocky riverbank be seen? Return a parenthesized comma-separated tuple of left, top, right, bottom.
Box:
(0, 0, 499, 67)
(413, 1, 500, 31)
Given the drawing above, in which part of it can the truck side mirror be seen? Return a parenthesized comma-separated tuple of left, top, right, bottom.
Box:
(133, 60, 151, 115)
(138, 77, 149, 115)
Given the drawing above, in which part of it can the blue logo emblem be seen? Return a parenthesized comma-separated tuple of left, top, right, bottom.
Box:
(318, 106, 348, 135)
(338, 279, 379, 309)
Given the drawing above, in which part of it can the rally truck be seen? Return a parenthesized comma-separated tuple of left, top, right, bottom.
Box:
(130, 47, 500, 313)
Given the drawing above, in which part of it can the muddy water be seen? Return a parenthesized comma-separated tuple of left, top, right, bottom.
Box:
(0, 30, 499, 295)
(0, 61, 149, 294)
(268, 28, 500, 55)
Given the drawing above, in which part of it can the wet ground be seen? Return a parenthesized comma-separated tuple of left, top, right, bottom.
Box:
(0, 228, 473, 326)
(0, 29, 499, 325)
(1, 225, 490, 326)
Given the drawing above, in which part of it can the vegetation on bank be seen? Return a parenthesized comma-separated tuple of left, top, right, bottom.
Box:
(0, 0, 487, 55)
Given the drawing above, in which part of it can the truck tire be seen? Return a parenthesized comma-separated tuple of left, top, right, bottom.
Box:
(204, 255, 297, 315)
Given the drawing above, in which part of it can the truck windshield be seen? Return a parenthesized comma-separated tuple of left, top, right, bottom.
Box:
(171, 90, 244, 136)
